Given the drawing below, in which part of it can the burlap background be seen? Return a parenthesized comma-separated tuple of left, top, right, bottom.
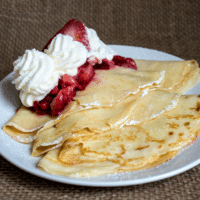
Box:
(0, 0, 200, 199)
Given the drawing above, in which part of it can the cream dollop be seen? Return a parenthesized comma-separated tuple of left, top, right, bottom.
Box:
(44, 34, 88, 76)
(12, 49, 60, 107)
(86, 27, 116, 62)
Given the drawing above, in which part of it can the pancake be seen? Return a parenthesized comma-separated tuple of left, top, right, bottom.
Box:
(38, 94, 200, 177)
(32, 90, 180, 157)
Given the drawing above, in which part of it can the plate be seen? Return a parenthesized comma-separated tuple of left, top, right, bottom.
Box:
(0, 45, 200, 187)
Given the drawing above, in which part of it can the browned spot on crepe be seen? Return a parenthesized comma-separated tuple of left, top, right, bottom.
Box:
(167, 122, 179, 129)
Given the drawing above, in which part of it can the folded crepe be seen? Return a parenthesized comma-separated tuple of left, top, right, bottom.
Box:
(2, 106, 55, 143)
(32, 90, 180, 156)
(3, 66, 165, 143)
(135, 60, 200, 93)
(3, 60, 199, 144)
(38, 94, 200, 177)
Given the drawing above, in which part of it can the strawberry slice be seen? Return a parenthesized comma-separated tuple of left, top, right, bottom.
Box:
(112, 55, 137, 70)
(50, 91, 65, 116)
(77, 61, 95, 90)
(42, 19, 90, 51)
(39, 102, 49, 110)
(93, 58, 115, 70)
(112, 55, 126, 66)
(50, 85, 76, 116)
(125, 58, 137, 70)
(49, 86, 60, 96)
(62, 85, 76, 105)
(33, 95, 54, 114)
(33, 101, 49, 115)
(60, 74, 79, 89)
(39, 95, 54, 110)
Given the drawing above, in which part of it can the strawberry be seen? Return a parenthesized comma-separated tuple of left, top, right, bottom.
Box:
(50, 85, 76, 116)
(62, 85, 76, 105)
(112, 55, 137, 70)
(125, 58, 137, 70)
(112, 55, 126, 66)
(50, 91, 65, 116)
(49, 86, 60, 96)
(39, 102, 49, 110)
(33, 101, 49, 115)
(77, 61, 95, 90)
(60, 74, 79, 89)
(42, 19, 90, 51)
(39, 95, 54, 110)
(93, 58, 115, 70)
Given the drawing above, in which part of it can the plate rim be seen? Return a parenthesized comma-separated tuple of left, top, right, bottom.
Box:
(0, 45, 200, 187)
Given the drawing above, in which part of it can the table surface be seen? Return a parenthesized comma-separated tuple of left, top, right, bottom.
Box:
(0, 0, 200, 199)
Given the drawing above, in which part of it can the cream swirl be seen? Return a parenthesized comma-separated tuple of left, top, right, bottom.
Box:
(12, 49, 60, 107)
(86, 27, 116, 62)
(44, 34, 88, 76)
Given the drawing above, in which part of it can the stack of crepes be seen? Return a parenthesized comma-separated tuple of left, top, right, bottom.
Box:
(3, 59, 200, 177)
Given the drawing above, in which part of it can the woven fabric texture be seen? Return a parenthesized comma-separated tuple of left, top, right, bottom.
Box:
(0, 0, 200, 199)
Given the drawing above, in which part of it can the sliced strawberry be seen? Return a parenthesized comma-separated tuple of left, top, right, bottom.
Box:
(125, 58, 137, 70)
(39, 102, 49, 110)
(43, 19, 90, 51)
(62, 85, 76, 105)
(50, 85, 76, 116)
(50, 91, 65, 116)
(39, 95, 54, 110)
(93, 58, 115, 70)
(49, 86, 60, 96)
(60, 74, 79, 89)
(33, 101, 48, 115)
(112, 55, 137, 70)
(77, 61, 95, 90)
(112, 55, 126, 66)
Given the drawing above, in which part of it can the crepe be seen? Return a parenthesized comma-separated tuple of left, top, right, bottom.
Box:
(2, 58, 200, 177)
(2, 106, 55, 143)
(135, 60, 200, 93)
(3, 66, 165, 143)
(3, 60, 199, 144)
(74, 67, 165, 107)
(38, 94, 200, 177)
(32, 90, 180, 157)
(2, 100, 85, 143)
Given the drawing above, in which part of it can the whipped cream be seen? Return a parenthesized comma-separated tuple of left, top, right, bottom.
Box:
(13, 26, 116, 107)
(86, 27, 116, 62)
(12, 49, 60, 107)
(44, 34, 88, 76)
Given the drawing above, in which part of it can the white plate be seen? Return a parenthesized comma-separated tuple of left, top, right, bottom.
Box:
(0, 45, 200, 187)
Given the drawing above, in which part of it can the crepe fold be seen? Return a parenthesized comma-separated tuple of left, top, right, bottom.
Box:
(38, 94, 200, 177)
(2, 106, 55, 143)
